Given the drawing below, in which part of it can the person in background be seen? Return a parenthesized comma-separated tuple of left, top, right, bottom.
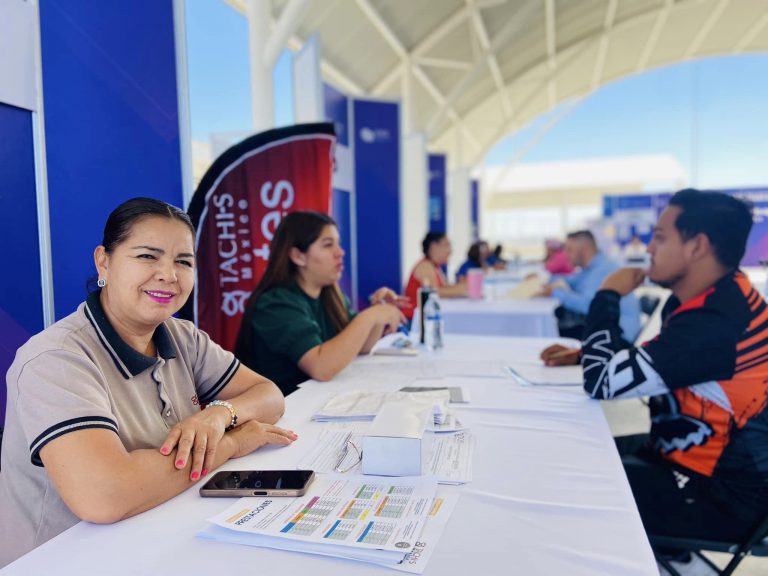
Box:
(543, 238, 574, 275)
(455, 240, 490, 282)
(538, 230, 640, 342)
(404, 231, 468, 320)
(235, 211, 405, 396)
(486, 244, 507, 270)
(540, 190, 768, 570)
(0, 198, 293, 567)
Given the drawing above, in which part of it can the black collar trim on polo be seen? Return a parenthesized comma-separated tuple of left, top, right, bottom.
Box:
(84, 290, 178, 379)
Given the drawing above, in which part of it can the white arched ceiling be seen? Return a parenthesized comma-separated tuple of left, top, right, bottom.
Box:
(226, 0, 768, 168)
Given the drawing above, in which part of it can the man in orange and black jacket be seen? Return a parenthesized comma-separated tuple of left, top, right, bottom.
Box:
(542, 189, 768, 545)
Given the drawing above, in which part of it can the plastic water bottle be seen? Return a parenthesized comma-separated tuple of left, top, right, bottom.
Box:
(423, 292, 443, 351)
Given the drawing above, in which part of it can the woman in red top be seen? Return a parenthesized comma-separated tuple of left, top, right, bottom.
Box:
(404, 232, 467, 320)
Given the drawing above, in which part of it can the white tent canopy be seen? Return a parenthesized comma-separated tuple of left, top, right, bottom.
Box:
(226, 0, 768, 169)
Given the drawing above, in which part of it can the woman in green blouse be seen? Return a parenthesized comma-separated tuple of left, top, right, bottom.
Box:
(235, 211, 404, 395)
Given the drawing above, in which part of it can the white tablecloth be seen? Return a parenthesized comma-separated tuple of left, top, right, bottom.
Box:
(1, 336, 657, 576)
(435, 298, 560, 338)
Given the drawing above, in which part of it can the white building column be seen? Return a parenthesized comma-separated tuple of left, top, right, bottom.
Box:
(398, 63, 430, 283)
(401, 133, 428, 284)
(401, 62, 414, 136)
(246, 0, 309, 132)
(246, 0, 272, 132)
(447, 167, 472, 276)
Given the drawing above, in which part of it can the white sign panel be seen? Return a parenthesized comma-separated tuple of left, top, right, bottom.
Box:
(0, 0, 37, 111)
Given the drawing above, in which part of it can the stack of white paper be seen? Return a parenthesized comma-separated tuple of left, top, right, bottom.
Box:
(311, 390, 388, 422)
(370, 333, 419, 356)
(504, 364, 583, 386)
(197, 475, 449, 573)
(312, 390, 452, 425)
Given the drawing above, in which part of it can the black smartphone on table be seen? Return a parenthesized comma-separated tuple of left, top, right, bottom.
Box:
(199, 470, 315, 497)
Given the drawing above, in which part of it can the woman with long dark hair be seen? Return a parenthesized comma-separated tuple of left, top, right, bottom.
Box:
(235, 211, 404, 395)
(455, 240, 490, 282)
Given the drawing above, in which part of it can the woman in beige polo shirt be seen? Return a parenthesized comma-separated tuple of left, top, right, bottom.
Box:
(0, 198, 295, 567)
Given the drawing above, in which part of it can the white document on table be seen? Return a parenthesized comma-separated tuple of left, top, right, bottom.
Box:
(204, 474, 437, 559)
(197, 523, 405, 564)
(424, 430, 473, 485)
(198, 485, 461, 574)
(298, 424, 472, 484)
(504, 363, 583, 386)
(429, 360, 508, 378)
(312, 390, 452, 423)
(400, 384, 470, 404)
(387, 487, 461, 574)
(297, 425, 366, 474)
(370, 333, 420, 356)
(426, 412, 467, 432)
(311, 390, 387, 421)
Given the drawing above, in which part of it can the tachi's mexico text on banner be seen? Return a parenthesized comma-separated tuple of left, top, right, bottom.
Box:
(185, 123, 335, 351)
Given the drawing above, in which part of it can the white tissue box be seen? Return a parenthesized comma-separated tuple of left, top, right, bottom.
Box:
(362, 399, 431, 476)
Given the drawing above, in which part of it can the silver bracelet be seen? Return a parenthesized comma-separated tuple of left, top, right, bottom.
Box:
(205, 400, 238, 431)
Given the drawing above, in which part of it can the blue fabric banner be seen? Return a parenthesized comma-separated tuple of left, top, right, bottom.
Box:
(471, 179, 480, 241)
(0, 103, 42, 426)
(353, 99, 401, 304)
(428, 154, 447, 233)
(40, 0, 183, 319)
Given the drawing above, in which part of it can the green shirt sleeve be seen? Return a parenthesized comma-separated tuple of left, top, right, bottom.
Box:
(251, 288, 325, 363)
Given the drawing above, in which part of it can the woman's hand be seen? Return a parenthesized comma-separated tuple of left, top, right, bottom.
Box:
(369, 286, 411, 309)
(222, 420, 298, 459)
(159, 406, 232, 481)
(366, 302, 406, 335)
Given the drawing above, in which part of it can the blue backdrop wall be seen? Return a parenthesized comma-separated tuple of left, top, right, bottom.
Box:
(353, 99, 401, 302)
(0, 103, 42, 428)
(428, 154, 447, 233)
(40, 0, 183, 319)
(0, 1, 183, 426)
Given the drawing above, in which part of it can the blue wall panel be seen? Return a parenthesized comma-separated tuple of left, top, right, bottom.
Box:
(428, 154, 447, 233)
(332, 189, 353, 299)
(470, 179, 479, 241)
(0, 103, 42, 427)
(353, 99, 400, 303)
(40, 0, 183, 318)
(324, 84, 350, 147)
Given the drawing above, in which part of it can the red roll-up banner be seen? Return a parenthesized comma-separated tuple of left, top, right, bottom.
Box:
(185, 123, 335, 351)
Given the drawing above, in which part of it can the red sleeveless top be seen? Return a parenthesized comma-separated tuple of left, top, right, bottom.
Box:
(404, 259, 446, 320)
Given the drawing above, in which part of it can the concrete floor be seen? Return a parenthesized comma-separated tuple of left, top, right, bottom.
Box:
(601, 399, 767, 575)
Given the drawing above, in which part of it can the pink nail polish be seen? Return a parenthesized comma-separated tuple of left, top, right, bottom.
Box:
(191, 471, 199, 480)
(160, 447, 170, 455)
(202, 469, 208, 477)
(175, 459, 185, 468)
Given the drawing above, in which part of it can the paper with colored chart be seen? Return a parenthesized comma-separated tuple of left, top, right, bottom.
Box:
(205, 474, 438, 554)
